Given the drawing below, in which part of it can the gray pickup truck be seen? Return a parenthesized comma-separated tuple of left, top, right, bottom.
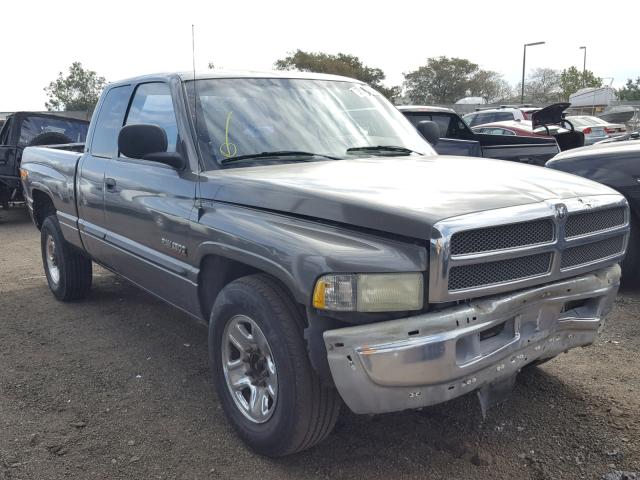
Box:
(21, 71, 630, 457)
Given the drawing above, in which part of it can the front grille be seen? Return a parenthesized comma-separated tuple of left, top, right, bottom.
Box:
(450, 219, 554, 255)
(448, 252, 552, 291)
(561, 235, 625, 269)
(431, 198, 629, 302)
(565, 207, 626, 238)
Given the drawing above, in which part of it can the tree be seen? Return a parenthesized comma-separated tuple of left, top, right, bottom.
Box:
(559, 66, 602, 99)
(515, 68, 562, 104)
(402, 56, 512, 104)
(44, 62, 106, 112)
(467, 70, 513, 103)
(618, 78, 640, 101)
(274, 50, 400, 100)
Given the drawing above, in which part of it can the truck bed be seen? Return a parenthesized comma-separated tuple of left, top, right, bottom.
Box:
(21, 145, 84, 245)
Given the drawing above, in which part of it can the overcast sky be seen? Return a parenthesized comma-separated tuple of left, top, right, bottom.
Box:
(2, 0, 638, 111)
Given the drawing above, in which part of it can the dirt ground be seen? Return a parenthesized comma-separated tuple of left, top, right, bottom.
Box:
(1, 206, 639, 480)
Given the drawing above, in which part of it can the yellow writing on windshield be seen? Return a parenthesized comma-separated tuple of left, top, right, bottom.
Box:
(219, 111, 237, 158)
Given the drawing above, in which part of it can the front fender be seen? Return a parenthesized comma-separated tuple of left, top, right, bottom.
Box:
(191, 202, 428, 304)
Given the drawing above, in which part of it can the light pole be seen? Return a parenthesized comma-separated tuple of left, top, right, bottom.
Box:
(580, 46, 587, 86)
(521, 41, 546, 104)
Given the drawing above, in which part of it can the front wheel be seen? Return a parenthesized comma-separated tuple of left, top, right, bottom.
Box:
(41, 216, 92, 301)
(209, 274, 341, 456)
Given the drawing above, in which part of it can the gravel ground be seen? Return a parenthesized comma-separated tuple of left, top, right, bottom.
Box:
(1, 206, 639, 480)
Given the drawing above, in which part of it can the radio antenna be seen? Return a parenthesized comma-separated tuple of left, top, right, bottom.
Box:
(191, 24, 200, 172)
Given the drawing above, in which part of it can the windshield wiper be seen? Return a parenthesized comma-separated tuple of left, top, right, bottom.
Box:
(220, 151, 339, 165)
(346, 145, 422, 155)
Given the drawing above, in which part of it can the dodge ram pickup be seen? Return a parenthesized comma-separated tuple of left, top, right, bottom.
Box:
(21, 71, 629, 457)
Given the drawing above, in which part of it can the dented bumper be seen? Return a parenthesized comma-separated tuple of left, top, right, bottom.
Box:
(323, 264, 620, 414)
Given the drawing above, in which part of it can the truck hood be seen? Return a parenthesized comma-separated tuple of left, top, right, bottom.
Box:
(200, 156, 616, 239)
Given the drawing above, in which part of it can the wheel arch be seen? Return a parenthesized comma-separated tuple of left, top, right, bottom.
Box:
(31, 188, 56, 229)
(197, 251, 304, 323)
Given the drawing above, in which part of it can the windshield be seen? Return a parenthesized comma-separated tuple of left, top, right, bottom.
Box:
(186, 78, 434, 168)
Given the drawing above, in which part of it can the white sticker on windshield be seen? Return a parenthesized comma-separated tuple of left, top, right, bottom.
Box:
(349, 85, 378, 98)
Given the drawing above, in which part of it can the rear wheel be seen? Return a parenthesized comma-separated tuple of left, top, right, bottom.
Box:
(41, 216, 92, 301)
(209, 274, 341, 456)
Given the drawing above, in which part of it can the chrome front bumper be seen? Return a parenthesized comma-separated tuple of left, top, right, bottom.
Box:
(323, 264, 620, 414)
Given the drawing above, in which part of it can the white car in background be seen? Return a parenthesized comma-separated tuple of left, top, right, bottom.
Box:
(565, 116, 626, 144)
(462, 107, 526, 127)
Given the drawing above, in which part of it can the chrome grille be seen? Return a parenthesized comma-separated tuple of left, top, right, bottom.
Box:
(561, 235, 625, 269)
(565, 207, 626, 238)
(429, 195, 629, 302)
(450, 219, 554, 255)
(448, 253, 552, 291)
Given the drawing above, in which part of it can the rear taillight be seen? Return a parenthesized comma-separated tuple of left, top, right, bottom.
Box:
(605, 127, 615, 134)
(583, 127, 592, 134)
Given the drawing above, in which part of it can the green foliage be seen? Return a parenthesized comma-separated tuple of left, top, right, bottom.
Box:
(559, 66, 602, 99)
(403, 56, 511, 104)
(618, 78, 640, 101)
(44, 62, 106, 113)
(274, 50, 400, 100)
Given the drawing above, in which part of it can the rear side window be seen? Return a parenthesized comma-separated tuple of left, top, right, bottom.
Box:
(494, 112, 515, 122)
(124, 83, 178, 153)
(91, 86, 132, 158)
(470, 112, 493, 126)
(19, 116, 88, 146)
(404, 113, 452, 137)
(0, 117, 11, 144)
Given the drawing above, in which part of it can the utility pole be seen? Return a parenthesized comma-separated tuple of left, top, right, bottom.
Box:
(580, 46, 587, 86)
(521, 41, 545, 104)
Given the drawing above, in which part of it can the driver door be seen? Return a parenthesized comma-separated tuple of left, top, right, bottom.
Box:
(101, 82, 198, 315)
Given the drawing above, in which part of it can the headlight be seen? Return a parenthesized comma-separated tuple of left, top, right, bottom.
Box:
(312, 273, 424, 312)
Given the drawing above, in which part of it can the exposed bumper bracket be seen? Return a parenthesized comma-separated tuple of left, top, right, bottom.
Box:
(324, 264, 620, 414)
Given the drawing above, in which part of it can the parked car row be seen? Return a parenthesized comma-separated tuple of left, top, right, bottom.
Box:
(462, 106, 628, 146)
(18, 70, 633, 457)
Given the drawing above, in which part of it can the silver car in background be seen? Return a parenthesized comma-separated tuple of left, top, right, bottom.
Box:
(566, 115, 623, 145)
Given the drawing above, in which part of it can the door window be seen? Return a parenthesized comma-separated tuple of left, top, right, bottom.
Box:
(124, 83, 178, 154)
(91, 85, 132, 158)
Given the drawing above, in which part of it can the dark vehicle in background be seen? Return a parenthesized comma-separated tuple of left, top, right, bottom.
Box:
(0, 112, 88, 207)
(20, 71, 628, 456)
(399, 105, 566, 165)
(472, 120, 568, 138)
(547, 141, 640, 281)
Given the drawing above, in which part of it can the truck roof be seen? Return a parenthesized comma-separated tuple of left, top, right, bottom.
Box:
(109, 70, 364, 87)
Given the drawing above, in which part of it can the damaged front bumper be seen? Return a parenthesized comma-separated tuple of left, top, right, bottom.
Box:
(323, 264, 620, 414)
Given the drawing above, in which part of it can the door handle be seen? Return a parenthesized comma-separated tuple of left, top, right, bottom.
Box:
(105, 177, 116, 191)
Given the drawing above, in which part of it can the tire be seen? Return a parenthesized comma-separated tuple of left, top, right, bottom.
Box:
(28, 132, 73, 146)
(622, 212, 639, 285)
(208, 274, 341, 457)
(41, 216, 92, 301)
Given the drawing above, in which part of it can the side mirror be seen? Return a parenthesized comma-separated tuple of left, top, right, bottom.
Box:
(416, 120, 440, 146)
(118, 124, 185, 169)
